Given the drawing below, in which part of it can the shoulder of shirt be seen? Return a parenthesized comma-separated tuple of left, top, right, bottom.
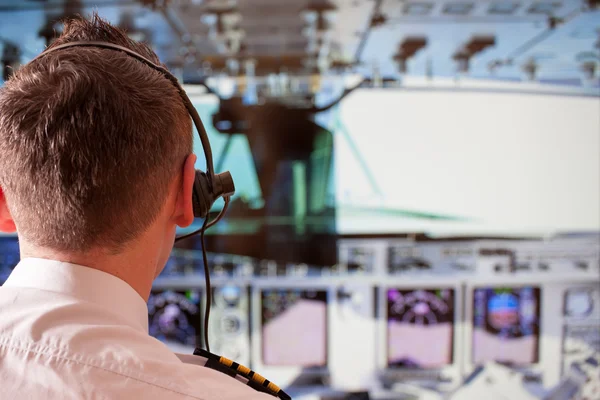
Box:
(0, 332, 271, 400)
(0, 287, 272, 400)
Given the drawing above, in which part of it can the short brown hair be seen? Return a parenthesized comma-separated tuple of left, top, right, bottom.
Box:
(0, 14, 192, 252)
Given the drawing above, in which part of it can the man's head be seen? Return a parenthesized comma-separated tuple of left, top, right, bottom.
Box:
(0, 14, 196, 260)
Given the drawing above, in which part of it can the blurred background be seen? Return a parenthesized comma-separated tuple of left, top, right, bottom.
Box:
(1, 1, 599, 399)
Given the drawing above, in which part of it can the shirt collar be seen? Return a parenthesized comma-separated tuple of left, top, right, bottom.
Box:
(4, 258, 149, 333)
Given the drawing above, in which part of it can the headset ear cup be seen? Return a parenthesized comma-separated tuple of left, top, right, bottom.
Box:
(192, 170, 235, 219)
(192, 170, 212, 218)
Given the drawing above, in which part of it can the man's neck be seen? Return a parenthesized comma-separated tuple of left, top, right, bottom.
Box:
(18, 240, 159, 302)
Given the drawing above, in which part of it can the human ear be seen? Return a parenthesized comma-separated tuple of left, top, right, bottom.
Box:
(173, 154, 197, 228)
(0, 187, 17, 233)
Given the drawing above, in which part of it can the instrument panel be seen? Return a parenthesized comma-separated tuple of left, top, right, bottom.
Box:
(1, 234, 598, 398)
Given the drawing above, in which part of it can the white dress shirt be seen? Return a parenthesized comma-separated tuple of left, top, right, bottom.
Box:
(0, 258, 272, 400)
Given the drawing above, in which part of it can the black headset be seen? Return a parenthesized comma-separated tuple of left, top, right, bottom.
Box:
(29, 41, 234, 353)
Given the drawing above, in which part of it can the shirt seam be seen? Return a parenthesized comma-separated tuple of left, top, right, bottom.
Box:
(0, 339, 207, 400)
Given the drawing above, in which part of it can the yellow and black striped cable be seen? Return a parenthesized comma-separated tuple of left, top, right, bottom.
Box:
(193, 348, 291, 400)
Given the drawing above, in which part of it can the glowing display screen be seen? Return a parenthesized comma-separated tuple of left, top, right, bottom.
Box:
(261, 289, 328, 367)
(0, 238, 19, 286)
(148, 289, 202, 353)
(472, 287, 541, 365)
(387, 288, 455, 368)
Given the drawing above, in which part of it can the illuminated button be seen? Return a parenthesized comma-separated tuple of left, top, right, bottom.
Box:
(565, 289, 593, 317)
(215, 286, 242, 308)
